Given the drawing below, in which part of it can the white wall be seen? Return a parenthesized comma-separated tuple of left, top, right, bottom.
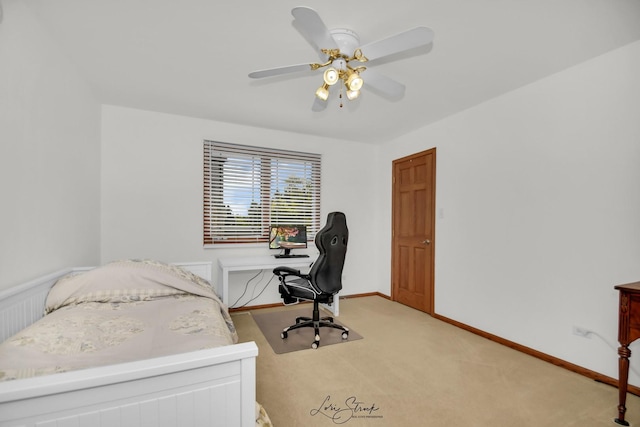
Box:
(100, 105, 377, 307)
(377, 41, 640, 383)
(0, 1, 101, 291)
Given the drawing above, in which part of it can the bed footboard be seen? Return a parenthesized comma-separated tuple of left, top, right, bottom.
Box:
(0, 342, 258, 427)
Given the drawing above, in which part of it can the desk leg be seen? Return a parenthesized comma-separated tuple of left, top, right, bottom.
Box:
(615, 344, 631, 426)
(320, 294, 339, 316)
(217, 267, 230, 306)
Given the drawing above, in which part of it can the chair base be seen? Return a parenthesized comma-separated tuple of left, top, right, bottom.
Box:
(281, 300, 349, 349)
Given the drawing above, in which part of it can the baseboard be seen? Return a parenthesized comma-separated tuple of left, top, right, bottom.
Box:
(432, 312, 638, 396)
(342, 292, 390, 300)
(230, 292, 635, 395)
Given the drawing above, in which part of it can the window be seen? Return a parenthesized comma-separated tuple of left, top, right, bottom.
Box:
(204, 141, 321, 245)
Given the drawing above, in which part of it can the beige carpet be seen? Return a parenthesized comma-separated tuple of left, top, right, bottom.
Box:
(233, 296, 640, 427)
(251, 307, 363, 354)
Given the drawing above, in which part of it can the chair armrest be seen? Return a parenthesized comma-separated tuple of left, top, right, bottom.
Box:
(273, 266, 301, 276)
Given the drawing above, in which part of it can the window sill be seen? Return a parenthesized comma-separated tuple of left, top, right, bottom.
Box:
(203, 243, 265, 249)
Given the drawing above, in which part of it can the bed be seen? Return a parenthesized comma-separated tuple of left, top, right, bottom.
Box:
(0, 259, 261, 427)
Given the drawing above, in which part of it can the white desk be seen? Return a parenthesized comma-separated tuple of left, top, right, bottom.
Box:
(217, 255, 339, 316)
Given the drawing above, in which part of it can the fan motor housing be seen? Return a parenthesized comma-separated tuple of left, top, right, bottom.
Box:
(330, 28, 360, 54)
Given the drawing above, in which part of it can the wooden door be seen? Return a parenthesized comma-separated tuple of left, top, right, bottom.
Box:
(392, 149, 436, 314)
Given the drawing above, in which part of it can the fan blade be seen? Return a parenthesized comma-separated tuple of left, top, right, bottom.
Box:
(361, 68, 406, 99)
(359, 27, 434, 61)
(248, 63, 312, 79)
(292, 6, 338, 58)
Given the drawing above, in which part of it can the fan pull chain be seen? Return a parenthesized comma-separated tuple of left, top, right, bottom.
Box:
(339, 85, 344, 108)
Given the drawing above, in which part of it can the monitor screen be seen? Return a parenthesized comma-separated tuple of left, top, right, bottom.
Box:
(269, 224, 308, 255)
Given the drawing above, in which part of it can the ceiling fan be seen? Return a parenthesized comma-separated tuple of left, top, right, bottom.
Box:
(248, 6, 435, 111)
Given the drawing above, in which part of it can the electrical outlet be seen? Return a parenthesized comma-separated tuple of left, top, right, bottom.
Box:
(572, 325, 592, 338)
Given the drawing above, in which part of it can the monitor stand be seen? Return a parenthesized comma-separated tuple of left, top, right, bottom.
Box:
(274, 248, 309, 259)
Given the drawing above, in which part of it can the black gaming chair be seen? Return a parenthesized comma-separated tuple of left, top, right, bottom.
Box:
(273, 212, 349, 349)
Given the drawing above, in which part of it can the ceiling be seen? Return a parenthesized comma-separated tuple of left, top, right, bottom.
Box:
(24, 0, 640, 144)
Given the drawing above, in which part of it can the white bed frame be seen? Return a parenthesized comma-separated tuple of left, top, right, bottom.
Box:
(0, 262, 258, 427)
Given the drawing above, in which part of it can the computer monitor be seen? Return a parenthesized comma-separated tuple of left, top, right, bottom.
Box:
(269, 224, 308, 257)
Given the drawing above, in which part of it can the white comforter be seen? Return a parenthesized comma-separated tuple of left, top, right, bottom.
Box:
(0, 259, 238, 381)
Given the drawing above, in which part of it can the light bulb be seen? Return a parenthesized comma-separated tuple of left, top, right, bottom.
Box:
(347, 72, 364, 91)
(315, 84, 329, 101)
(323, 67, 339, 86)
(346, 89, 360, 100)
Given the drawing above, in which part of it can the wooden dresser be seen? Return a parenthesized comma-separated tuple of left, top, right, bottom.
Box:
(615, 281, 640, 426)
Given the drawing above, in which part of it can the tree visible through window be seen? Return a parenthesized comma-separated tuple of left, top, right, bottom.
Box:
(204, 141, 321, 245)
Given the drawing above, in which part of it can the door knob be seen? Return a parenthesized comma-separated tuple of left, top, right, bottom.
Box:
(422, 239, 431, 245)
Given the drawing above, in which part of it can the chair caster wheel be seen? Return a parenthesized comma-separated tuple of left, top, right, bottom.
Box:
(312, 341, 319, 349)
(281, 331, 288, 339)
(342, 331, 349, 340)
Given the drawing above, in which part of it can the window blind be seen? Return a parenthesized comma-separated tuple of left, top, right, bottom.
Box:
(204, 141, 321, 245)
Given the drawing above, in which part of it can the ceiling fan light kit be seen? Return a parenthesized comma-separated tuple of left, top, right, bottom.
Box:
(248, 7, 434, 110)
